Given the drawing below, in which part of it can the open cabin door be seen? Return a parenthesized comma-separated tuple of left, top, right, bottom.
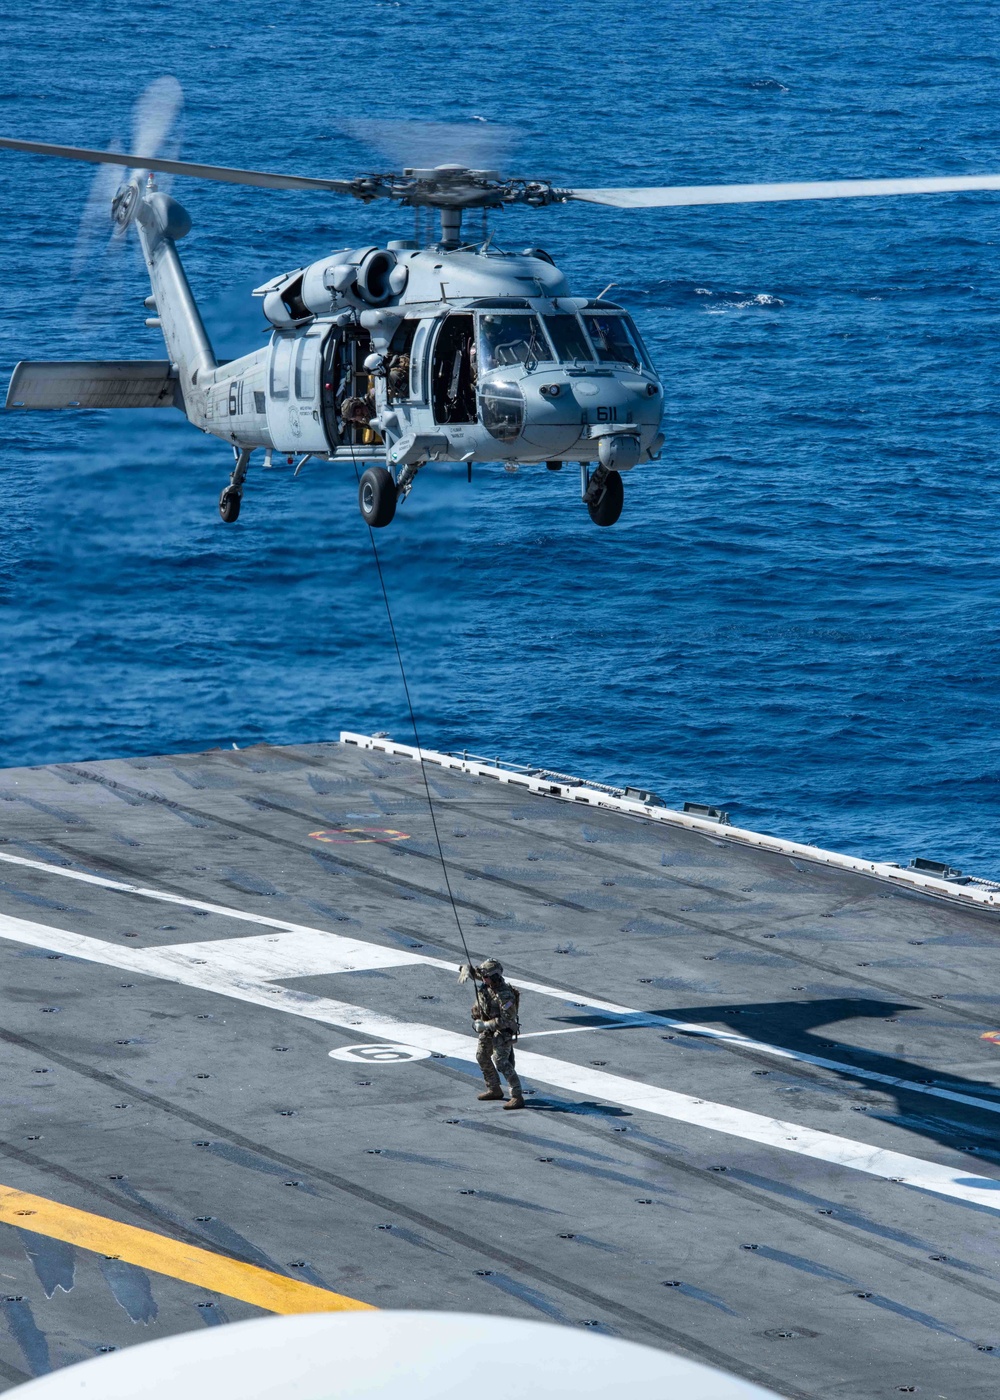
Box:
(320, 326, 379, 451)
(431, 314, 476, 425)
(266, 325, 381, 454)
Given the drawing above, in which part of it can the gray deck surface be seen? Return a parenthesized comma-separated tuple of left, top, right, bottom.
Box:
(0, 739, 997, 1397)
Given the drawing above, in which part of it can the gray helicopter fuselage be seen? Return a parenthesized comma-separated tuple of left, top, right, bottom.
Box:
(6, 177, 663, 527)
(7, 91, 1000, 528)
(189, 233, 664, 474)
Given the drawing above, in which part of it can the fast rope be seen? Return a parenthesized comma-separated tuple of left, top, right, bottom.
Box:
(351, 453, 476, 974)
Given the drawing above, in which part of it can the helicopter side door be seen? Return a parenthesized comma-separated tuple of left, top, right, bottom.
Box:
(430, 313, 476, 425)
(265, 327, 331, 453)
(405, 320, 432, 404)
(320, 325, 380, 449)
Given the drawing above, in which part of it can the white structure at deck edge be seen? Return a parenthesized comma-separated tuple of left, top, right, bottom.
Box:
(340, 731, 1000, 913)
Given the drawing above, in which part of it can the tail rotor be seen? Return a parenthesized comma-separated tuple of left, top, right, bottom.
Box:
(71, 76, 184, 311)
(71, 142, 123, 277)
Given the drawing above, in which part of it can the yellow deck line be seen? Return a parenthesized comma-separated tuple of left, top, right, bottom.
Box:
(0, 1184, 374, 1315)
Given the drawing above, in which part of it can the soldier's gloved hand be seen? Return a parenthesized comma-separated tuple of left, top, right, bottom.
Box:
(473, 1019, 487, 1033)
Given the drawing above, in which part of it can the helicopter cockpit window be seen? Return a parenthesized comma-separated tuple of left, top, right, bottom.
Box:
(627, 318, 657, 374)
(478, 314, 552, 373)
(543, 314, 594, 363)
(582, 313, 649, 371)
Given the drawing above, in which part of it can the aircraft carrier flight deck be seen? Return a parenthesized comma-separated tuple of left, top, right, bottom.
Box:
(0, 733, 997, 1398)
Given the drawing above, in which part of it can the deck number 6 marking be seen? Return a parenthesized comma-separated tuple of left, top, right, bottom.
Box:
(329, 1044, 432, 1064)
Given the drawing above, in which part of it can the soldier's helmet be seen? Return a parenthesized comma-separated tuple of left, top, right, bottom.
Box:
(479, 958, 503, 979)
(341, 395, 373, 425)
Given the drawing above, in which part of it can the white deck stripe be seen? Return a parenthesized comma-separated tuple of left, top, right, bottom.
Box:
(519, 1019, 660, 1038)
(141, 929, 426, 979)
(0, 909, 998, 1215)
(1, 849, 998, 1118)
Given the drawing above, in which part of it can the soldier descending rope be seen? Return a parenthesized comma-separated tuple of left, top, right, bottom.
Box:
(459, 959, 524, 1110)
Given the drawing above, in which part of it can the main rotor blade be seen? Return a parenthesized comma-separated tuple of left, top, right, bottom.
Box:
(568, 174, 1000, 208)
(340, 118, 519, 174)
(0, 137, 353, 193)
(131, 77, 183, 163)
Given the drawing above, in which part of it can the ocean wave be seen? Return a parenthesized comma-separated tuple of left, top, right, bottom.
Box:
(704, 292, 785, 312)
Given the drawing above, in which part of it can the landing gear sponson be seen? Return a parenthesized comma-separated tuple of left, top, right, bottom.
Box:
(218, 447, 250, 523)
(581, 465, 624, 528)
(219, 456, 627, 530)
(358, 466, 397, 529)
(354, 461, 626, 530)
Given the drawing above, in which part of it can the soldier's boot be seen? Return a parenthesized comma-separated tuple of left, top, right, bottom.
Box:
(477, 1079, 504, 1101)
(502, 1071, 525, 1110)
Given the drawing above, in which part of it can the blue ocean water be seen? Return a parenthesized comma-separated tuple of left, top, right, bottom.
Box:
(1, 1, 999, 873)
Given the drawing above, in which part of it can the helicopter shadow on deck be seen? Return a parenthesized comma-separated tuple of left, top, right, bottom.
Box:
(658, 997, 1000, 1164)
(538, 998, 1000, 1162)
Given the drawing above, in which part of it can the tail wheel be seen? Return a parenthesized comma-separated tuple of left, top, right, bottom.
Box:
(358, 466, 397, 528)
(219, 487, 242, 523)
(587, 469, 623, 527)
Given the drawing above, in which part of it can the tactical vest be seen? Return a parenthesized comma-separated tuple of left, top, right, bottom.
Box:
(479, 981, 520, 1038)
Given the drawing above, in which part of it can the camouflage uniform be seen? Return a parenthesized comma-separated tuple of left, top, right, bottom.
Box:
(473, 975, 523, 1102)
(386, 353, 410, 399)
(341, 393, 375, 426)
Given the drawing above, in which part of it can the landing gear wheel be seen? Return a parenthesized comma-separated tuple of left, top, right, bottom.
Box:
(358, 466, 397, 528)
(587, 469, 623, 527)
(219, 486, 242, 523)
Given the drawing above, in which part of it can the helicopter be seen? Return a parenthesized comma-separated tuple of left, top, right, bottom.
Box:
(3, 84, 1000, 530)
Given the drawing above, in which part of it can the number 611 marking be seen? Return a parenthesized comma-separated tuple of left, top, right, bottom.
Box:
(329, 1044, 432, 1064)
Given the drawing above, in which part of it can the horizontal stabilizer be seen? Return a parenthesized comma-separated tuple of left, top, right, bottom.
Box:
(5, 360, 180, 410)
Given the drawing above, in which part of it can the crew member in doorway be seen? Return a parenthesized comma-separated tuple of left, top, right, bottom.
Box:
(340, 391, 382, 446)
(459, 958, 524, 1109)
(386, 352, 410, 400)
(341, 393, 375, 427)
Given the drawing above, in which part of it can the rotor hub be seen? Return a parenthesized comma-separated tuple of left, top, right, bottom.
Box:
(340, 166, 566, 212)
(111, 181, 139, 230)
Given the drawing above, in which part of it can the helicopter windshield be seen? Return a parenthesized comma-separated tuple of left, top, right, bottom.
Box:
(478, 314, 552, 372)
(582, 313, 649, 371)
(543, 314, 594, 363)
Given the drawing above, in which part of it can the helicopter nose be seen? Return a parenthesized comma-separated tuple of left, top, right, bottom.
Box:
(522, 368, 660, 454)
(568, 377, 632, 412)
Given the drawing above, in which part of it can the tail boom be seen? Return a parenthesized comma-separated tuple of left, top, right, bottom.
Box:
(133, 186, 216, 401)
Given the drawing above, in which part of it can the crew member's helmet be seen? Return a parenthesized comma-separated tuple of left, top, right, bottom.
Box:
(479, 958, 503, 979)
(341, 395, 373, 425)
